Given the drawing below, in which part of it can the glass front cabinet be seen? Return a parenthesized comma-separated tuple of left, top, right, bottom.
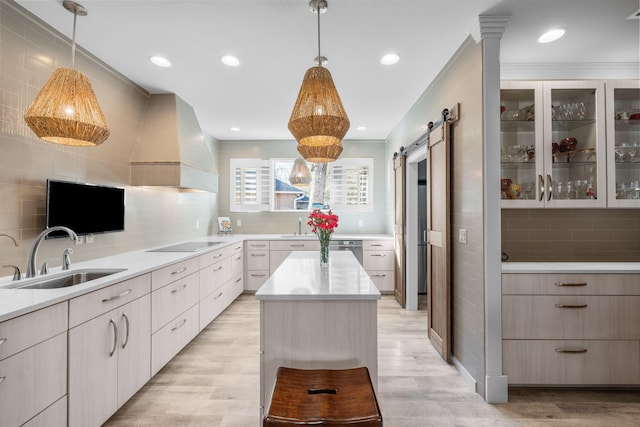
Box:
(606, 80, 640, 207)
(500, 80, 609, 208)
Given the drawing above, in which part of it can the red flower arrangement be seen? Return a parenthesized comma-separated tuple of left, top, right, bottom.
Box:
(307, 209, 339, 265)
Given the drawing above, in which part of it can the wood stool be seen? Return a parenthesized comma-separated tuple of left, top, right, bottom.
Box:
(264, 367, 382, 426)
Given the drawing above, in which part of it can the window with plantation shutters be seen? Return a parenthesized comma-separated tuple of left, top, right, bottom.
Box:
(329, 158, 373, 211)
(230, 159, 271, 212)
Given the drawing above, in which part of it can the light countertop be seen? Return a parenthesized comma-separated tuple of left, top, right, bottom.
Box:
(255, 251, 381, 301)
(502, 262, 640, 274)
(0, 233, 390, 322)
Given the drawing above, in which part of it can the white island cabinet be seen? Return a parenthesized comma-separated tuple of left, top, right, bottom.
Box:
(255, 251, 381, 418)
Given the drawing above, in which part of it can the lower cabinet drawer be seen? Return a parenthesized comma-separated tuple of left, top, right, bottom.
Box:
(0, 333, 67, 427)
(151, 273, 200, 333)
(366, 270, 394, 292)
(200, 283, 228, 330)
(246, 270, 269, 291)
(22, 396, 67, 427)
(503, 339, 640, 385)
(151, 304, 199, 376)
(363, 251, 394, 271)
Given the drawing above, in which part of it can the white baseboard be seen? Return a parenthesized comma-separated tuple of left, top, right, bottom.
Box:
(451, 355, 477, 393)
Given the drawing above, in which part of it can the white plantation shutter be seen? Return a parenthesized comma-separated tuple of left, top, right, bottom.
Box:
(230, 159, 271, 211)
(329, 158, 373, 211)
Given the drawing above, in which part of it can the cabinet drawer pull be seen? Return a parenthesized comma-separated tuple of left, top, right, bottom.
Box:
(171, 283, 188, 294)
(235, 277, 242, 283)
(102, 289, 132, 303)
(251, 244, 267, 248)
(0, 338, 6, 346)
(121, 313, 130, 349)
(0, 376, 5, 385)
(547, 174, 553, 202)
(109, 319, 118, 357)
(234, 256, 242, 261)
(289, 244, 305, 248)
(251, 253, 266, 257)
(251, 273, 267, 277)
(555, 282, 587, 287)
(171, 318, 187, 332)
(214, 291, 223, 300)
(234, 246, 242, 251)
(538, 174, 544, 202)
(213, 253, 223, 259)
(171, 266, 188, 275)
(371, 274, 387, 278)
(213, 266, 223, 272)
(371, 254, 386, 257)
(555, 304, 588, 309)
(555, 348, 588, 354)
(370, 244, 383, 247)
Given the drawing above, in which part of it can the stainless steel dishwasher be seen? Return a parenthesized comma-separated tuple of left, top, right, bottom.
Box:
(329, 240, 363, 266)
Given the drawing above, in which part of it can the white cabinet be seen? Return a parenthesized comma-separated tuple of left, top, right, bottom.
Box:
(269, 240, 319, 274)
(151, 304, 199, 375)
(68, 280, 151, 427)
(363, 240, 394, 293)
(500, 80, 606, 208)
(0, 302, 68, 427)
(605, 79, 640, 207)
(502, 272, 640, 385)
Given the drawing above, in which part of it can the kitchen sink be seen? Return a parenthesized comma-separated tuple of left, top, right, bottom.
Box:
(280, 235, 316, 239)
(2, 268, 126, 290)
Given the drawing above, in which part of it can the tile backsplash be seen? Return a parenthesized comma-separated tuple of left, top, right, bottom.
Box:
(502, 208, 640, 262)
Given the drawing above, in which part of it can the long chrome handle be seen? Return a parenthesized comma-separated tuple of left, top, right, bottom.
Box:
(214, 291, 223, 300)
(555, 304, 588, 309)
(0, 376, 5, 385)
(251, 253, 266, 257)
(102, 289, 132, 303)
(109, 319, 118, 357)
(538, 174, 545, 202)
(121, 313, 130, 349)
(0, 338, 6, 346)
(171, 266, 188, 275)
(171, 318, 187, 332)
(250, 273, 267, 277)
(171, 283, 188, 294)
(555, 282, 587, 287)
(555, 348, 588, 354)
(547, 174, 553, 201)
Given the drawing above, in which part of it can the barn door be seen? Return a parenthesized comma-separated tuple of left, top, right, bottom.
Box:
(426, 110, 455, 362)
(393, 155, 406, 307)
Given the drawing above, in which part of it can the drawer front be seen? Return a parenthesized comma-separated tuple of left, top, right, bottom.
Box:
(69, 274, 151, 328)
(200, 244, 237, 268)
(231, 251, 243, 277)
(200, 258, 232, 298)
(199, 283, 229, 330)
(363, 251, 394, 271)
(503, 339, 640, 385)
(502, 295, 640, 339)
(247, 240, 270, 250)
(502, 273, 640, 295)
(151, 257, 199, 291)
(22, 396, 67, 427)
(151, 303, 199, 375)
(247, 250, 270, 270)
(366, 270, 394, 292)
(0, 301, 68, 360)
(246, 270, 269, 291)
(270, 240, 319, 251)
(364, 240, 393, 250)
(229, 274, 243, 303)
(0, 333, 67, 427)
(151, 273, 200, 333)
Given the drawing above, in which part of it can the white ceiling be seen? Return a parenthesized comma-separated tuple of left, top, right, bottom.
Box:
(15, 0, 640, 141)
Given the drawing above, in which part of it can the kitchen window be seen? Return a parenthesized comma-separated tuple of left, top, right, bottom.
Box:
(230, 157, 373, 212)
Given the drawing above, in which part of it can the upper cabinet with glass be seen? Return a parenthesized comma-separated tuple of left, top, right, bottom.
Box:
(606, 80, 640, 208)
(500, 80, 606, 208)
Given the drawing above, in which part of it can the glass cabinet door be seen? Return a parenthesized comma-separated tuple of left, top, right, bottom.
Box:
(543, 81, 606, 208)
(500, 81, 543, 207)
(606, 80, 640, 207)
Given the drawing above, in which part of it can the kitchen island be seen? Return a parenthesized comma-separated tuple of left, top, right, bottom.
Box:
(255, 251, 381, 418)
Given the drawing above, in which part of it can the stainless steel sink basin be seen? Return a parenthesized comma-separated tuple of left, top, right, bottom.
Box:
(3, 268, 126, 290)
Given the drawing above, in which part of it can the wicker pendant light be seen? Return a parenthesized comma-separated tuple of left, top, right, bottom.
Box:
(288, 0, 349, 149)
(297, 142, 343, 163)
(24, 1, 109, 146)
(289, 157, 313, 187)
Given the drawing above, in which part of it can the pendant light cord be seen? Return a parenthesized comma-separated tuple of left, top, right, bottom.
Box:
(71, 9, 77, 68)
(317, 2, 321, 67)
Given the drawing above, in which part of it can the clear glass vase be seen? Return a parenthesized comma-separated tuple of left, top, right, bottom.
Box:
(317, 230, 331, 266)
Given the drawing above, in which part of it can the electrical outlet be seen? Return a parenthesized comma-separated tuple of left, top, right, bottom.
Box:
(75, 235, 85, 245)
(85, 234, 94, 244)
(237, 219, 242, 227)
(358, 220, 364, 227)
(458, 229, 468, 244)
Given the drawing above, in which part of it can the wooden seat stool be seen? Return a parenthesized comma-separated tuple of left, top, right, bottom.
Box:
(264, 367, 382, 427)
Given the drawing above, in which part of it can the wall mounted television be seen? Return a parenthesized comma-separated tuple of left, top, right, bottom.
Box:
(45, 179, 125, 239)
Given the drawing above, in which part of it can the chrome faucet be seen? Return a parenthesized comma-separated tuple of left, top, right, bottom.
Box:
(298, 217, 302, 235)
(63, 248, 73, 270)
(26, 226, 78, 278)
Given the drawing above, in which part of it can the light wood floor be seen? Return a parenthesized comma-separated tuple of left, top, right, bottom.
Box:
(105, 294, 640, 426)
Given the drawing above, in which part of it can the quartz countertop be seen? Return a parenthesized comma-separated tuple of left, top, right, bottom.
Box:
(502, 262, 640, 274)
(0, 233, 390, 322)
(255, 251, 381, 301)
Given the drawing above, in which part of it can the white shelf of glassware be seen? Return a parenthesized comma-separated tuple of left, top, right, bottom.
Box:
(500, 80, 607, 209)
(606, 80, 640, 208)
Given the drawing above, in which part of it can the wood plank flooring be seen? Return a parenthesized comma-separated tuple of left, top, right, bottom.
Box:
(105, 294, 640, 426)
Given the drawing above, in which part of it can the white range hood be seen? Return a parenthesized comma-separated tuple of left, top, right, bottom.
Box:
(130, 94, 218, 192)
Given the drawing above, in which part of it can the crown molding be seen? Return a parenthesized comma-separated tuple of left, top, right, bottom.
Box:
(470, 15, 511, 42)
(501, 62, 640, 80)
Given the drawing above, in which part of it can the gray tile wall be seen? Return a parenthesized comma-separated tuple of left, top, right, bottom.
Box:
(502, 209, 640, 261)
(0, 1, 218, 277)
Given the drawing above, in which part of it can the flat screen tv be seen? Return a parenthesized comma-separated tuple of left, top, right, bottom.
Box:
(45, 179, 125, 238)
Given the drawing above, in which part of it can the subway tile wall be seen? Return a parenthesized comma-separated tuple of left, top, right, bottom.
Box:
(502, 209, 640, 262)
(0, 1, 218, 277)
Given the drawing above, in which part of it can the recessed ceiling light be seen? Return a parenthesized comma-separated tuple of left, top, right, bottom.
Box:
(380, 53, 400, 65)
(221, 55, 240, 67)
(538, 28, 566, 44)
(230, 127, 240, 132)
(357, 126, 367, 131)
(149, 55, 171, 67)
